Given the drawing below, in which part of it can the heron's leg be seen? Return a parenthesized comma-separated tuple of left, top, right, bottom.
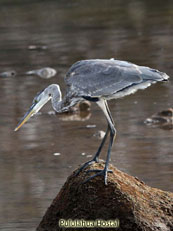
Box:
(83, 99, 116, 185)
(103, 124, 116, 184)
(75, 126, 109, 176)
(92, 125, 109, 162)
(84, 125, 116, 185)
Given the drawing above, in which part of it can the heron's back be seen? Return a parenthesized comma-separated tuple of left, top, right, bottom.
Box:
(65, 59, 169, 100)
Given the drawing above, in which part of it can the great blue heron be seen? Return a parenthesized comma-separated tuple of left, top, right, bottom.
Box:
(15, 59, 169, 185)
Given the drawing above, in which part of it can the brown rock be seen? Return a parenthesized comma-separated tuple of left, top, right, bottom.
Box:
(37, 162, 173, 231)
(145, 108, 173, 130)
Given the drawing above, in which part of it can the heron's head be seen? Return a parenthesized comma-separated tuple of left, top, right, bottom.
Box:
(14, 84, 61, 131)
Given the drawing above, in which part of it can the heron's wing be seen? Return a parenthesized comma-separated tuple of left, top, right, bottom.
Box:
(65, 59, 168, 98)
(65, 60, 141, 97)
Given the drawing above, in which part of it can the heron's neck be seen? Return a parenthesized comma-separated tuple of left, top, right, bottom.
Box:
(51, 90, 70, 113)
(52, 99, 63, 113)
(50, 84, 78, 113)
(51, 91, 63, 113)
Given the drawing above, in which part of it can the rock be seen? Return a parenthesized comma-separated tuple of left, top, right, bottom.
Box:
(78, 101, 91, 111)
(144, 108, 173, 130)
(37, 162, 173, 231)
(28, 45, 47, 50)
(26, 67, 57, 79)
(67, 101, 91, 113)
(93, 130, 106, 139)
(58, 101, 91, 121)
(86, 124, 96, 128)
(0, 70, 16, 77)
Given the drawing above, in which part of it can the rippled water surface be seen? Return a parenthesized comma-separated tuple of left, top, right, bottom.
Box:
(0, 0, 172, 230)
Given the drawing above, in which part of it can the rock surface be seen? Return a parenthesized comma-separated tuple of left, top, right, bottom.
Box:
(37, 162, 173, 231)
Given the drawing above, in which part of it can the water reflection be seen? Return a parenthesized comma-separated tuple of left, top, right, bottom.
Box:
(0, 0, 172, 230)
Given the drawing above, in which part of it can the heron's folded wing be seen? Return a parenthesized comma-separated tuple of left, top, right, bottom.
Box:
(65, 60, 143, 97)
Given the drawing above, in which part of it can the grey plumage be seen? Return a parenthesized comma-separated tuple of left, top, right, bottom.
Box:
(15, 58, 169, 185)
(65, 59, 168, 100)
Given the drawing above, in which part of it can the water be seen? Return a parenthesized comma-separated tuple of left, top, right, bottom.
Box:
(0, 0, 172, 230)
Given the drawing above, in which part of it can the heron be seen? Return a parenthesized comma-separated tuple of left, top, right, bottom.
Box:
(15, 59, 169, 185)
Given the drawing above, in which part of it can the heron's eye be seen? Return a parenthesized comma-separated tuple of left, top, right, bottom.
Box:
(33, 99, 38, 104)
(49, 93, 51, 97)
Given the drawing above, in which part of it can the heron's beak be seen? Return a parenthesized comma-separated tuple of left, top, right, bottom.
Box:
(14, 96, 50, 131)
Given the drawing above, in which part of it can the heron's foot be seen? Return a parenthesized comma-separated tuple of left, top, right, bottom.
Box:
(75, 157, 99, 176)
(87, 169, 113, 173)
(83, 168, 111, 185)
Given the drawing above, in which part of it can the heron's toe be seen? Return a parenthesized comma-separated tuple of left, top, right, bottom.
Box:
(83, 168, 111, 185)
(75, 159, 96, 176)
(86, 169, 113, 173)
